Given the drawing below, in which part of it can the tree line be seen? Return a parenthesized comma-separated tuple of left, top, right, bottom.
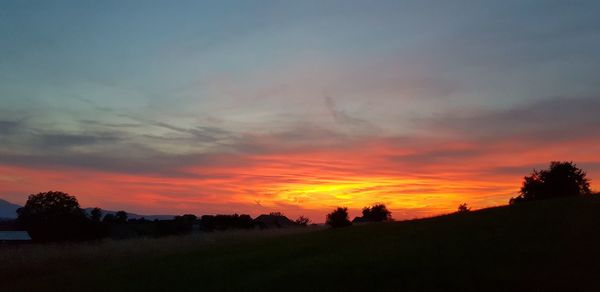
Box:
(16, 193, 320, 242)
(15, 190, 395, 242)
(15, 161, 595, 242)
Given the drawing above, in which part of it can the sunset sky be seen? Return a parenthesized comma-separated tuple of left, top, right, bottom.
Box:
(1, 1, 600, 221)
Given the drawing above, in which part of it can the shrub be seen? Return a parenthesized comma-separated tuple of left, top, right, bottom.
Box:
(457, 203, 470, 213)
(362, 204, 392, 222)
(294, 216, 311, 226)
(326, 207, 352, 228)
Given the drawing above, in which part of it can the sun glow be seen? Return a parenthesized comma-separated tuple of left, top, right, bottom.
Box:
(273, 178, 400, 204)
(251, 174, 498, 215)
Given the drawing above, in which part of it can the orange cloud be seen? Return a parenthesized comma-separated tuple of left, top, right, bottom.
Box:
(2, 98, 600, 221)
(1, 135, 598, 222)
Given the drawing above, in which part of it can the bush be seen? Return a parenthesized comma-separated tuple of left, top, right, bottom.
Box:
(457, 203, 470, 213)
(294, 216, 311, 226)
(326, 207, 352, 228)
(362, 204, 392, 222)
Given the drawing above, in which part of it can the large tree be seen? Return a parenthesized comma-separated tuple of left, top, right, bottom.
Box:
(510, 161, 591, 204)
(17, 191, 90, 242)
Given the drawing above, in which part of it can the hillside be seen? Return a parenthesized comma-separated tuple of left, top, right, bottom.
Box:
(0, 199, 20, 219)
(3, 196, 600, 291)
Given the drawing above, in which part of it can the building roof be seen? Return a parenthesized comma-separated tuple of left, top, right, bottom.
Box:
(0, 231, 32, 241)
(254, 214, 295, 227)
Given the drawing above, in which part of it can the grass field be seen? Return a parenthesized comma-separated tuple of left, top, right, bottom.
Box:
(3, 196, 600, 291)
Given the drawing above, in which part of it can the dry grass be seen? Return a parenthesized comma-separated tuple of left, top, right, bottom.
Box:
(4, 197, 600, 291)
(0, 226, 322, 282)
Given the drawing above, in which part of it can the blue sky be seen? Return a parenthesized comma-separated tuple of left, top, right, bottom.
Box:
(1, 1, 600, 218)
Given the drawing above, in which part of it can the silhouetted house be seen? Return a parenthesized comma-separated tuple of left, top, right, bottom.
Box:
(0, 231, 32, 244)
(254, 214, 295, 229)
(352, 216, 369, 224)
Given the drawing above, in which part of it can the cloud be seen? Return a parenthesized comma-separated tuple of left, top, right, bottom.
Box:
(36, 133, 121, 148)
(122, 115, 234, 143)
(324, 96, 379, 134)
(1, 96, 599, 219)
(0, 120, 19, 136)
(1, 97, 599, 179)
(424, 97, 600, 142)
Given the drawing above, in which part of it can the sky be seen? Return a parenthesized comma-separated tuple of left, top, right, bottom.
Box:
(1, 0, 600, 221)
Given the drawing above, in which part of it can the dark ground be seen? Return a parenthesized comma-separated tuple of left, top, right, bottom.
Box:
(3, 196, 600, 291)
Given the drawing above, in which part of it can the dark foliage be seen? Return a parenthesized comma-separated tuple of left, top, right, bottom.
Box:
(457, 203, 470, 213)
(510, 161, 591, 204)
(102, 213, 116, 223)
(326, 207, 352, 228)
(114, 211, 128, 223)
(16, 191, 103, 242)
(352, 216, 368, 224)
(15, 191, 317, 241)
(199, 214, 253, 231)
(294, 216, 311, 226)
(361, 204, 392, 222)
(156, 214, 197, 236)
(90, 208, 103, 222)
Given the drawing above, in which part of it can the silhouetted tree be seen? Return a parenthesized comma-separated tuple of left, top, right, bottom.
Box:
(235, 214, 253, 229)
(199, 215, 216, 231)
(362, 204, 392, 222)
(199, 214, 254, 231)
(16, 191, 90, 242)
(115, 211, 128, 223)
(457, 203, 470, 213)
(510, 161, 591, 204)
(172, 214, 197, 234)
(102, 213, 116, 223)
(294, 216, 311, 226)
(90, 207, 103, 222)
(177, 214, 197, 222)
(156, 214, 198, 236)
(326, 207, 352, 228)
(88, 207, 109, 238)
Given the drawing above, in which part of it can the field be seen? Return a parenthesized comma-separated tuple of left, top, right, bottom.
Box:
(3, 196, 600, 291)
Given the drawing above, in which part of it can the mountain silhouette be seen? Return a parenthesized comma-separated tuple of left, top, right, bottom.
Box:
(0, 198, 175, 221)
(0, 199, 21, 220)
(83, 208, 175, 221)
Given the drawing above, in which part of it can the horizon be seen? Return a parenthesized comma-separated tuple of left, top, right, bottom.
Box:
(1, 1, 600, 222)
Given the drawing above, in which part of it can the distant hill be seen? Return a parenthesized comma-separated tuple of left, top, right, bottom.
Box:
(82, 208, 175, 221)
(0, 198, 174, 221)
(0, 199, 21, 220)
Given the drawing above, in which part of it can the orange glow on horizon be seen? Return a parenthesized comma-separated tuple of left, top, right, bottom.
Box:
(1, 136, 599, 222)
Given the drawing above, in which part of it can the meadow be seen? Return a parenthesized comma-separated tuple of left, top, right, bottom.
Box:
(3, 196, 600, 291)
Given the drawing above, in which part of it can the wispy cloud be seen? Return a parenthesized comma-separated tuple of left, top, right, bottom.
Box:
(1, 97, 599, 220)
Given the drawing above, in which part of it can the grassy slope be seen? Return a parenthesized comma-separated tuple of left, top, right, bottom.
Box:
(5, 196, 600, 291)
